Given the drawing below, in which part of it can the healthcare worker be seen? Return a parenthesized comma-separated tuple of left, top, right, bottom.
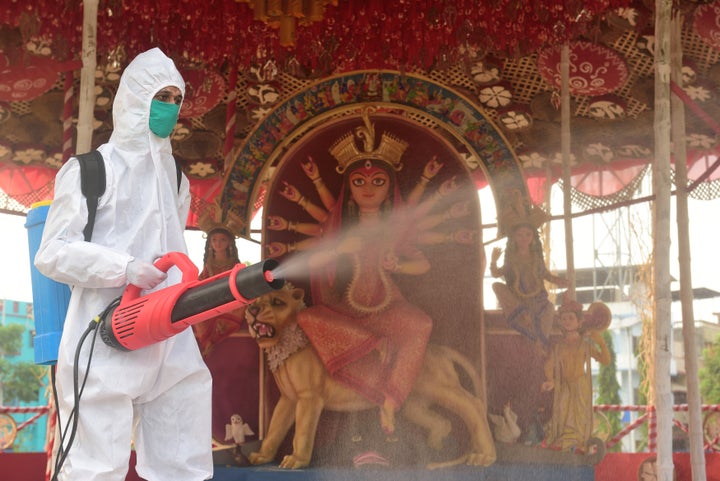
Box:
(35, 48, 213, 481)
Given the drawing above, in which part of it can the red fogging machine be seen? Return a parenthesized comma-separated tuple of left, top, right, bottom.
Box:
(99, 252, 285, 351)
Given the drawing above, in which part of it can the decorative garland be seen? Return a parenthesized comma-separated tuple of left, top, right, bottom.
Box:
(1, 1, 635, 72)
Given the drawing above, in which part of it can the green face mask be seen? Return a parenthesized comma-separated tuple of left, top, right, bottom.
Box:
(149, 99, 180, 138)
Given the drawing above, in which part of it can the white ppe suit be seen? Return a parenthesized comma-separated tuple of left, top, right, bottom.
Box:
(35, 48, 213, 481)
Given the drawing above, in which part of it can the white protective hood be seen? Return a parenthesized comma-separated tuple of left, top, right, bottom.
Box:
(107, 46, 188, 260)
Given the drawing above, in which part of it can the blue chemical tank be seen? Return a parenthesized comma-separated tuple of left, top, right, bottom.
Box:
(25, 200, 70, 365)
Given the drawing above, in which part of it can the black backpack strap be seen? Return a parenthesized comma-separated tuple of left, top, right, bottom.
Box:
(176, 160, 182, 193)
(75, 153, 180, 242)
(76, 151, 106, 242)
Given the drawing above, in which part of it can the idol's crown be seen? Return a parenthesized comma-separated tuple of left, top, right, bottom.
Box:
(329, 109, 408, 174)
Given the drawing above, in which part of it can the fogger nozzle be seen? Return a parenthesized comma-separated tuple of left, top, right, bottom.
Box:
(99, 253, 284, 351)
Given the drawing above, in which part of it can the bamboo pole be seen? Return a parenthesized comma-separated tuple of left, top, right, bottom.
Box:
(653, 1, 674, 480)
(561, 43, 575, 298)
(670, 13, 706, 481)
(76, 0, 99, 154)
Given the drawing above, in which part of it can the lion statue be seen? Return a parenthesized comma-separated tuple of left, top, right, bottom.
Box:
(245, 284, 496, 469)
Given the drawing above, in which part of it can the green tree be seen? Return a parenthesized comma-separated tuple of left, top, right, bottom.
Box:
(699, 335, 720, 404)
(0, 324, 45, 404)
(596, 329, 623, 451)
(0, 324, 24, 354)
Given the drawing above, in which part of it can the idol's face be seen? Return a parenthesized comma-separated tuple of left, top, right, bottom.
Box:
(210, 231, 231, 254)
(348, 166, 390, 212)
(513, 225, 534, 249)
(559, 311, 580, 332)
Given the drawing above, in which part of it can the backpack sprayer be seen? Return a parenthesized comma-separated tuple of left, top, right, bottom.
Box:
(98, 252, 284, 351)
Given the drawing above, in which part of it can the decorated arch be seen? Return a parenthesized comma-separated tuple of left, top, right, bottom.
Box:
(220, 70, 528, 238)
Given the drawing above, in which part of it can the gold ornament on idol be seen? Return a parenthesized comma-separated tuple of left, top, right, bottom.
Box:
(329, 107, 409, 174)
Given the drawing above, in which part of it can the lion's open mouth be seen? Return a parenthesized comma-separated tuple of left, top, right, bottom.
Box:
(250, 320, 275, 339)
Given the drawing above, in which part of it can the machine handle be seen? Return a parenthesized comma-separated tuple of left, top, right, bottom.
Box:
(152, 252, 200, 282)
(122, 252, 200, 302)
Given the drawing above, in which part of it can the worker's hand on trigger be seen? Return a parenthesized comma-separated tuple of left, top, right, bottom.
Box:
(126, 259, 167, 289)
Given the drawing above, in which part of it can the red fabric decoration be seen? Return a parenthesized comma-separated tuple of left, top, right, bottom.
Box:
(186, 177, 223, 228)
(596, 452, 720, 481)
(0, 163, 56, 207)
(0, 56, 58, 102)
(688, 152, 720, 183)
(178, 69, 226, 119)
(526, 176, 551, 205)
(536, 41, 629, 96)
(694, 1, 720, 51)
(570, 162, 646, 197)
(0, 1, 634, 73)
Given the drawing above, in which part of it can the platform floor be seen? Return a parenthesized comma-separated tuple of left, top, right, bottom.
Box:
(208, 464, 594, 481)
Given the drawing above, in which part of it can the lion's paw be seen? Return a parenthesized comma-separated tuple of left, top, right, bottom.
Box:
(466, 451, 496, 467)
(248, 452, 274, 465)
(279, 454, 310, 469)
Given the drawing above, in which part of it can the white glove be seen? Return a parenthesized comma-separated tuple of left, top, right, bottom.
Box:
(126, 259, 167, 290)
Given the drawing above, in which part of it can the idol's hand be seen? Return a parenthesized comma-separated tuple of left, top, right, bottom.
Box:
(279, 181, 301, 203)
(448, 229, 476, 244)
(266, 242, 288, 258)
(445, 201, 470, 220)
(301, 156, 320, 181)
(267, 215, 289, 231)
(422, 155, 443, 179)
(438, 176, 458, 196)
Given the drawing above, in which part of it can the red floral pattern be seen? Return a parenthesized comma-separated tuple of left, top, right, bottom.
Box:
(694, 1, 720, 51)
(536, 41, 629, 96)
(0, 58, 57, 102)
(178, 69, 226, 118)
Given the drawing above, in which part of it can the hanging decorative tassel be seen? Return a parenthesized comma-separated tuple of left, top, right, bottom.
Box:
(61, 70, 74, 163)
(235, 0, 335, 47)
(223, 64, 239, 172)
